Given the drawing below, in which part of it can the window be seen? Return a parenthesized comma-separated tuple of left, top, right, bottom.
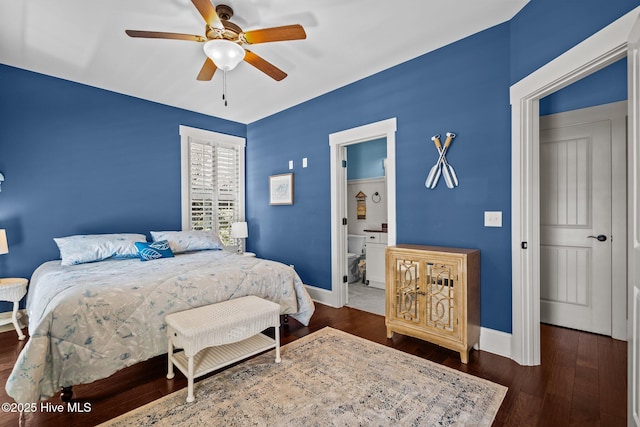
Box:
(180, 125, 245, 247)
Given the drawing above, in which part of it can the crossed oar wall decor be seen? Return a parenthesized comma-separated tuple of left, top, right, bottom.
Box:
(425, 132, 458, 189)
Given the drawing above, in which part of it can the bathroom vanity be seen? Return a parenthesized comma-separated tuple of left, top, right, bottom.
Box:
(364, 229, 387, 289)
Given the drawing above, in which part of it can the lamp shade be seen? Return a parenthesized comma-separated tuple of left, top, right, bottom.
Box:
(0, 229, 8, 255)
(231, 222, 248, 239)
(203, 39, 246, 71)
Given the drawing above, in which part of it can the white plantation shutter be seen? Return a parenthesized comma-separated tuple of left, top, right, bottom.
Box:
(180, 126, 245, 247)
(211, 144, 239, 244)
(189, 142, 215, 231)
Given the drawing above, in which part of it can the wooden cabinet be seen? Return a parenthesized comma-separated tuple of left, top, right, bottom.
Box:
(385, 244, 480, 363)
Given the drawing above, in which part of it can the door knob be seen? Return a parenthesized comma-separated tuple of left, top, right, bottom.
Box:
(587, 234, 607, 242)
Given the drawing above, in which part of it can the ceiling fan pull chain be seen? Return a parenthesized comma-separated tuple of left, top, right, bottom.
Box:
(223, 70, 228, 107)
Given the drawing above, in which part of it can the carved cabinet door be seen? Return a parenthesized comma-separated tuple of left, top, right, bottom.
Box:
(390, 255, 422, 327)
(423, 260, 460, 340)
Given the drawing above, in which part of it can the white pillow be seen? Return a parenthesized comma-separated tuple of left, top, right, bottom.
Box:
(54, 233, 147, 266)
(150, 230, 224, 253)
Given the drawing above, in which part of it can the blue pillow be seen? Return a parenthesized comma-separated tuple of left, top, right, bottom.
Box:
(135, 240, 174, 261)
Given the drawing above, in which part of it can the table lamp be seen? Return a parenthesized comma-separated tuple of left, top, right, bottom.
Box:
(0, 229, 8, 255)
(231, 222, 248, 254)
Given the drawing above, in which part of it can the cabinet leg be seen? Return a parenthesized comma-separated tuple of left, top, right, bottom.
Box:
(60, 386, 73, 402)
(386, 327, 393, 339)
(460, 350, 469, 364)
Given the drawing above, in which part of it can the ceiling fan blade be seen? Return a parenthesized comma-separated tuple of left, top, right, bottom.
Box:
(197, 58, 217, 81)
(191, 0, 224, 29)
(125, 30, 206, 42)
(242, 24, 306, 44)
(243, 50, 287, 81)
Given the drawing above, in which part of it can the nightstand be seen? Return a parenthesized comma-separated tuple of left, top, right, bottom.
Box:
(0, 278, 28, 340)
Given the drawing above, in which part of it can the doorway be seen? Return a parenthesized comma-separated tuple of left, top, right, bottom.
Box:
(539, 102, 627, 336)
(510, 8, 636, 366)
(345, 138, 388, 315)
(329, 118, 397, 309)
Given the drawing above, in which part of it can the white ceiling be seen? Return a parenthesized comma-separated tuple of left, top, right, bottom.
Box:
(0, 0, 529, 124)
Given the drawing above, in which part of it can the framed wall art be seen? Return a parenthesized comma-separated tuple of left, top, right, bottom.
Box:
(269, 173, 294, 205)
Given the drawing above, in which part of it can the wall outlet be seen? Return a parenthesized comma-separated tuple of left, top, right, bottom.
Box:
(302, 157, 308, 168)
(288, 160, 293, 170)
(484, 211, 502, 227)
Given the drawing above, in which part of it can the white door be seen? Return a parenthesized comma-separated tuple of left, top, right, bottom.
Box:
(539, 119, 612, 335)
(627, 11, 640, 427)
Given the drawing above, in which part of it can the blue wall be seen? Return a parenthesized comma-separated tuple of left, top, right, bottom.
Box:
(540, 58, 627, 116)
(0, 65, 246, 312)
(346, 138, 387, 180)
(510, 0, 639, 84)
(247, 23, 513, 332)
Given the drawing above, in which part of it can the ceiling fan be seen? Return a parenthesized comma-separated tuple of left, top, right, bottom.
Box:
(125, 0, 306, 82)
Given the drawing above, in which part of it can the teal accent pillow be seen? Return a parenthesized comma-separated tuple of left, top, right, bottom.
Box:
(135, 240, 174, 261)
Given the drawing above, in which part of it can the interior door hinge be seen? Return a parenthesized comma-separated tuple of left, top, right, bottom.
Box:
(341, 160, 347, 168)
(521, 241, 528, 249)
(343, 275, 348, 283)
(342, 218, 347, 226)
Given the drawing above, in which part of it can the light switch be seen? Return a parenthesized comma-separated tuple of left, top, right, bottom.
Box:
(288, 160, 293, 170)
(484, 211, 502, 227)
(302, 157, 308, 168)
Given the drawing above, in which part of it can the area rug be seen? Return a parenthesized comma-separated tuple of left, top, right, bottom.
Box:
(101, 327, 507, 426)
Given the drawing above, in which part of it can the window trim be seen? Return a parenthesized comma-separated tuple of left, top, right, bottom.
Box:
(179, 125, 246, 241)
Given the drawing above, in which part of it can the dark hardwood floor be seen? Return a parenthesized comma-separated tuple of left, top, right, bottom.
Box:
(0, 303, 627, 426)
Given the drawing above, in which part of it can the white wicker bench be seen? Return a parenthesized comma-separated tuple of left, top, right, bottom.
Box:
(165, 295, 281, 402)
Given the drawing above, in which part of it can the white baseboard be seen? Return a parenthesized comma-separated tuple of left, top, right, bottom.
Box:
(304, 284, 340, 308)
(305, 284, 514, 360)
(479, 327, 512, 359)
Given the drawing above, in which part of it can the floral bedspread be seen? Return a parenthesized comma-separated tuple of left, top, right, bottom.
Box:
(5, 251, 315, 403)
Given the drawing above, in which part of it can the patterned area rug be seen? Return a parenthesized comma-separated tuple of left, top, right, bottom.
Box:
(101, 327, 507, 426)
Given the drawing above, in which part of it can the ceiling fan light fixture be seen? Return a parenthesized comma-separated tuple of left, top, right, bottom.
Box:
(203, 39, 245, 71)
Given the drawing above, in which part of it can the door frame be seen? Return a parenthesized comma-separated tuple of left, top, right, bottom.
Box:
(510, 7, 639, 366)
(329, 118, 397, 308)
(539, 101, 627, 337)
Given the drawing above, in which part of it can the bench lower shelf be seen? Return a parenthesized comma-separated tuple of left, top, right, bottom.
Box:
(169, 333, 277, 390)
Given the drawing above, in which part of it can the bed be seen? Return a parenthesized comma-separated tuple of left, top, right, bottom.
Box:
(5, 237, 315, 404)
